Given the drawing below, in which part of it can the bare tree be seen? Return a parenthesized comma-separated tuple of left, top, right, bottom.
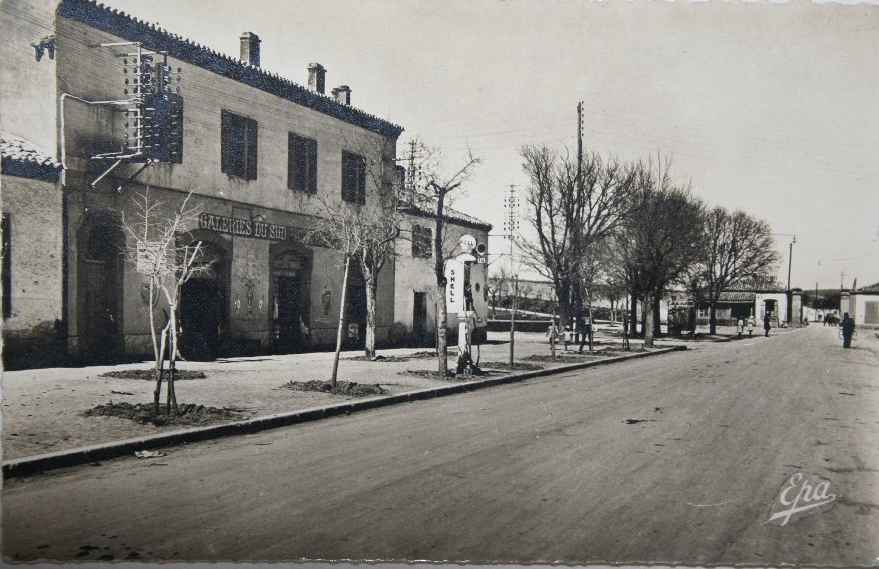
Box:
(519, 145, 637, 330)
(416, 146, 481, 376)
(122, 189, 212, 415)
(487, 267, 510, 318)
(697, 207, 780, 335)
(311, 190, 400, 381)
(616, 172, 704, 347)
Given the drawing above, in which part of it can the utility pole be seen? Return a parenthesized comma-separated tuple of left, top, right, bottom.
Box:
(504, 184, 519, 366)
(577, 101, 584, 182)
(407, 139, 418, 203)
(786, 235, 796, 324)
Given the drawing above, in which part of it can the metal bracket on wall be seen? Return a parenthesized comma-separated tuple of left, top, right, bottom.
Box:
(31, 35, 56, 61)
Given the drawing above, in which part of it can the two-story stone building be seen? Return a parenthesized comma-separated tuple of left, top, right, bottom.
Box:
(1, 0, 495, 367)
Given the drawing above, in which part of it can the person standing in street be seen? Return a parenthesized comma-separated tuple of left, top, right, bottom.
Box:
(747, 315, 755, 336)
(763, 313, 771, 337)
(841, 312, 856, 348)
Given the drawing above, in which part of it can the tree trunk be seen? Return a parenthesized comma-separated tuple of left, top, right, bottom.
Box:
(653, 296, 662, 337)
(556, 279, 572, 329)
(629, 294, 639, 337)
(640, 297, 648, 338)
(154, 322, 169, 416)
(709, 302, 718, 336)
(644, 293, 655, 348)
(364, 274, 377, 359)
(330, 255, 351, 387)
(167, 302, 179, 415)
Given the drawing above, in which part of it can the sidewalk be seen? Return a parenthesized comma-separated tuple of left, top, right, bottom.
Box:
(2, 330, 676, 461)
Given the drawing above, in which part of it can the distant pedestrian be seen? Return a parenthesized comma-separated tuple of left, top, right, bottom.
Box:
(747, 316, 755, 336)
(736, 318, 744, 337)
(763, 314, 771, 337)
(823, 314, 829, 327)
(841, 312, 855, 348)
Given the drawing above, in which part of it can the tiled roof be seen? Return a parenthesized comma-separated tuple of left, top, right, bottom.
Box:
(58, 0, 404, 138)
(399, 196, 492, 231)
(0, 133, 62, 181)
(858, 282, 879, 293)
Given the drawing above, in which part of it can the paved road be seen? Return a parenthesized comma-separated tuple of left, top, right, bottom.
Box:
(4, 326, 878, 564)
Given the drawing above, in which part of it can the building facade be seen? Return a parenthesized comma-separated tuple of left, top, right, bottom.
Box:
(844, 283, 879, 329)
(395, 198, 491, 345)
(3, 0, 489, 366)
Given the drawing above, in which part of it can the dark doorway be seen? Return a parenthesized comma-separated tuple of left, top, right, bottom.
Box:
(271, 247, 311, 354)
(413, 292, 428, 345)
(763, 299, 777, 323)
(181, 278, 223, 360)
(345, 264, 367, 349)
(274, 274, 306, 352)
(78, 220, 123, 362)
(180, 241, 227, 361)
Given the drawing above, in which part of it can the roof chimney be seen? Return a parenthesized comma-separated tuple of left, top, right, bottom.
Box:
(240, 32, 260, 67)
(307, 63, 326, 94)
(331, 85, 351, 105)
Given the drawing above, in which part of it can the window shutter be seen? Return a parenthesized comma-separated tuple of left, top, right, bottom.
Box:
(245, 119, 258, 180)
(220, 111, 231, 174)
(2, 213, 10, 319)
(357, 156, 366, 204)
(296, 137, 307, 192)
(341, 153, 352, 202)
(307, 139, 318, 193)
(287, 133, 296, 190)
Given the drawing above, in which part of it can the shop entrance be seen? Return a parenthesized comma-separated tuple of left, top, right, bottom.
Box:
(78, 217, 124, 362)
(180, 241, 228, 361)
(271, 246, 312, 353)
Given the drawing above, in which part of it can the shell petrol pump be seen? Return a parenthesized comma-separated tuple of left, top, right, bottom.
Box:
(444, 234, 488, 374)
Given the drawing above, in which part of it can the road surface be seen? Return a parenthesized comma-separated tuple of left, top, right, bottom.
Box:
(4, 326, 878, 564)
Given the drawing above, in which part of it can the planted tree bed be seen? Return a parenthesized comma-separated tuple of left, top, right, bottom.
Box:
(400, 368, 503, 381)
(525, 353, 606, 363)
(278, 380, 387, 397)
(82, 402, 246, 426)
(347, 351, 441, 362)
(99, 369, 206, 380)
(479, 361, 545, 371)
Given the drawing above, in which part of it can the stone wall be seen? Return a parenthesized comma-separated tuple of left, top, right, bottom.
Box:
(1, 175, 65, 367)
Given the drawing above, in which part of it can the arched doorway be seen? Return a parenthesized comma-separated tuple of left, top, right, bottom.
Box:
(270, 243, 312, 353)
(77, 214, 124, 362)
(180, 240, 229, 361)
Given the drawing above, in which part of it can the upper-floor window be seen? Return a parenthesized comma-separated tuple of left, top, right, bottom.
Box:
(412, 224, 432, 258)
(221, 110, 258, 180)
(341, 151, 366, 204)
(2, 213, 10, 319)
(288, 133, 317, 194)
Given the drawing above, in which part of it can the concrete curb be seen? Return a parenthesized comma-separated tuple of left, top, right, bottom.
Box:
(3, 345, 686, 479)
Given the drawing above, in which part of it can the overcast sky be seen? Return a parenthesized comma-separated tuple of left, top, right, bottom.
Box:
(108, 0, 879, 290)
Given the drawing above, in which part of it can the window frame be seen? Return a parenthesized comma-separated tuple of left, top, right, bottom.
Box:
(341, 151, 366, 205)
(411, 224, 432, 258)
(288, 133, 318, 194)
(220, 110, 258, 180)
